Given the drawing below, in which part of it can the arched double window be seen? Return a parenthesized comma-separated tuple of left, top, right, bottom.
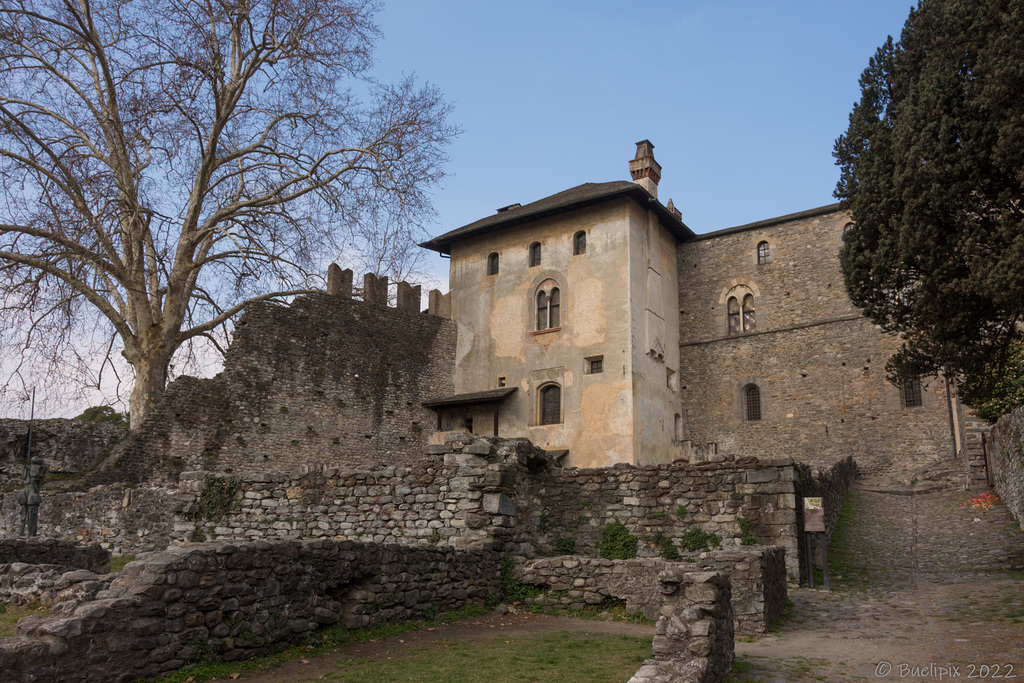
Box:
(539, 384, 562, 425)
(727, 294, 755, 335)
(536, 280, 560, 330)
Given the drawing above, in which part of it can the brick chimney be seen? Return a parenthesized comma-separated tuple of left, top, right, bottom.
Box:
(629, 139, 661, 198)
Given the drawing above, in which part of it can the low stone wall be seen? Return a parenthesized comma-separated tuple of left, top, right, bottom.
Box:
(0, 563, 111, 607)
(515, 546, 785, 635)
(990, 407, 1024, 524)
(629, 571, 734, 683)
(0, 538, 110, 574)
(0, 539, 501, 682)
(519, 456, 800, 581)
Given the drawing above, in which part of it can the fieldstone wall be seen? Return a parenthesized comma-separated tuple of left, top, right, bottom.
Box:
(629, 571, 734, 683)
(0, 538, 109, 574)
(83, 291, 456, 485)
(0, 563, 111, 608)
(0, 482, 180, 556)
(677, 207, 957, 476)
(990, 407, 1024, 525)
(515, 546, 785, 635)
(0, 539, 501, 683)
(0, 419, 126, 490)
(518, 455, 800, 580)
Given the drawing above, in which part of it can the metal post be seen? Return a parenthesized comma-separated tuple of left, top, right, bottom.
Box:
(805, 532, 814, 589)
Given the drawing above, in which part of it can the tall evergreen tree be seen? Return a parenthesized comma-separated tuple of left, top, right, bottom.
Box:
(834, 0, 1024, 414)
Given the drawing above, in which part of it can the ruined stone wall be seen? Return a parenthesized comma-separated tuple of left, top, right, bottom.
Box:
(794, 456, 858, 580)
(0, 538, 110, 574)
(0, 482, 180, 556)
(515, 546, 786, 635)
(0, 419, 126, 489)
(677, 207, 958, 475)
(86, 293, 455, 485)
(0, 539, 500, 683)
(989, 407, 1024, 525)
(517, 456, 800, 580)
(630, 571, 735, 683)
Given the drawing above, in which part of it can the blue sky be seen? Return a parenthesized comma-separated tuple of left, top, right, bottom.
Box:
(370, 0, 914, 288)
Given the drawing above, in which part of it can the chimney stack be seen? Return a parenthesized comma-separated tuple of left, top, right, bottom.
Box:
(629, 139, 661, 198)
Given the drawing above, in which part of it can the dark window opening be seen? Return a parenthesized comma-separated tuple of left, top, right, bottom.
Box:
(573, 231, 587, 255)
(529, 242, 542, 267)
(757, 241, 770, 264)
(744, 385, 762, 421)
(728, 294, 756, 335)
(487, 252, 499, 275)
(540, 385, 561, 425)
(902, 378, 923, 408)
(586, 356, 603, 374)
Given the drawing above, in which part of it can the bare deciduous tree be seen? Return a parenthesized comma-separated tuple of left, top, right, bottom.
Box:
(0, 0, 457, 426)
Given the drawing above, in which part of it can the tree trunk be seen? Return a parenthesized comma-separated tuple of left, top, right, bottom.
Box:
(128, 349, 170, 429)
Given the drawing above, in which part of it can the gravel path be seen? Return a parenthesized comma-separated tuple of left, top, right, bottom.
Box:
(732, 484, 1024, 682)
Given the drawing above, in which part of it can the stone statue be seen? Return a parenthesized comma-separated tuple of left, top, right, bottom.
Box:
(17, 456, 47, 537)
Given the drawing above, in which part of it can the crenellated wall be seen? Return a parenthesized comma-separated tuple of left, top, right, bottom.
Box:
(80, 290, 456, 486)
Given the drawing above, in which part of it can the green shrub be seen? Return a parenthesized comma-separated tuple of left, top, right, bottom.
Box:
(598, 521, 638, 560)
(74, 405, 129, 429)
(681, 527, 722, 552)
(554, 537, 576, 554)
(655, 533, 681, 561)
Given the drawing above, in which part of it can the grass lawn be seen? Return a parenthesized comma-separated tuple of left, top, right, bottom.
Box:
(314, 630, 651, 683)
(0, 602, 48, 637)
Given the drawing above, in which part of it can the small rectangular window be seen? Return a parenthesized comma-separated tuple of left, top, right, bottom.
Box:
(902, 378, 923, 408)
(529, 242, 542, 267)
(497, 375, 508, 388)
(487, 252, 499, 275)
(585, 356, 604, 375)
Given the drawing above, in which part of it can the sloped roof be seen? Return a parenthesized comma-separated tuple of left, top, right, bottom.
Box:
(421, 387, 517, 410)
(420, 181, 695, 254)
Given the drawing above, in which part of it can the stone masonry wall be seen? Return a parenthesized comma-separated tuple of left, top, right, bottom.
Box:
(0, 539, 501, 683)
(515, 545, 786, 635)
(85, 292, 456, 485)
(677, 207, 958, 475)
(989, 407, 1024, 525)
(518, 456, 801, 581)
(0, 419, 127, 489)
(629, 571, 735, 683)
(0, 538, 110, 574)
(794, 456, 858, 580)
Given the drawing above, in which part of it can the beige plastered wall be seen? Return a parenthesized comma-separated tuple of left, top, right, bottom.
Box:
(625, 201, 684, 465)
(448, 200, 640, 467)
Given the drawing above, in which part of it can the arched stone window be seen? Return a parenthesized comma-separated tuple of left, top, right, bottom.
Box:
(487, 252, 499, 275)
(757, 241, 770, 264)
(536, 280, 560, 330)
(529, 242, 542, 267)
(744, 385, 762, 421)
(539, 384, 561, 425)
(727, 294, 755, 335)
(573, 231, 586, 255)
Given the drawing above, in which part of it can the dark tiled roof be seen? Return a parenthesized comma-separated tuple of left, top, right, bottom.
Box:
(420, 181, 695, 254)
(693, 203, 844, 240)
(422, 387, 517, 409)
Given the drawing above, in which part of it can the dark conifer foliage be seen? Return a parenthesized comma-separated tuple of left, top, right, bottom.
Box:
(834, 0, 1024, 412)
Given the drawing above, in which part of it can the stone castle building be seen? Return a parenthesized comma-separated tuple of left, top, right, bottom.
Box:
(421, 141, 960, 473)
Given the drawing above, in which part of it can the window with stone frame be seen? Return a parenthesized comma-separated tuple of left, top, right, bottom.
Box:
(744, 384, 762, 421)
(487, 252, 499, 275)
(539, 384, 561, 424)
(728, 294, 756, 335)
(757, 241, 770, 264)
(573, 230, 586, 255)
(535, 281, 560, 330)
(529, 242, 542, 267)
(901, 378, 923, 408)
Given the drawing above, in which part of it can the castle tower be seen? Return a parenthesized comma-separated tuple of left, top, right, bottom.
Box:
(629, 139, 662, 198)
